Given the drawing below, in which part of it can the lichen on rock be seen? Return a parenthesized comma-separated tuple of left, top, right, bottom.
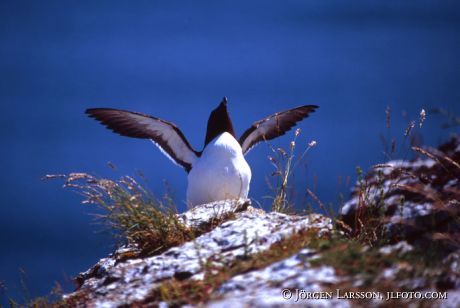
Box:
(63, 199, 335, 307)
(55, 137, 460, 308)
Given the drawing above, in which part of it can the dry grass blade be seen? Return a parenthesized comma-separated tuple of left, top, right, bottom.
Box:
(44, 172, 194, 256)
(404, 120, 415, 137)
(385, 106, 391, 129)
(419, 109, 426, 128)
(306, 189, 330, 217)
(268, 129, 317, 214)
(412, 146, 460, 173)
(411, 146, 439, 162)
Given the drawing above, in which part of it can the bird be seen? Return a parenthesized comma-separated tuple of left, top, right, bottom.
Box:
(86, 98, 318, 206)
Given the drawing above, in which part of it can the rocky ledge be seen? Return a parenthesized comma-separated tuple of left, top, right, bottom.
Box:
(59, 136, 460, 308)
(341, 135, 460, 251)
(63, 200, 340, 307)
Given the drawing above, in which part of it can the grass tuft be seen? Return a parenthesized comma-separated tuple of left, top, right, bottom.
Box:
(31, 107, 458, 307)
(268, 128, 317, 213)
(339, 109, 460, 251)
(44, 173, 194, 256)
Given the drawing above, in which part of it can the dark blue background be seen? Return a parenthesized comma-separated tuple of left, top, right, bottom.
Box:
(1, 0, 459, 303)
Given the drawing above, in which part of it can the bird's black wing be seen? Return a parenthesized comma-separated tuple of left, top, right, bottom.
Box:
(239, 105, 318, 154)
(86, 108, 199, 172)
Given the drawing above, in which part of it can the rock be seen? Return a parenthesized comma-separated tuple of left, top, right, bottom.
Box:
(378, 241, 413, 256)
(58, 137, 460, 307)
(340, 136, 460, 252)
(210, 249, 347, 308)
(63, 199, 336, 307)
(178, 198, 249, 230)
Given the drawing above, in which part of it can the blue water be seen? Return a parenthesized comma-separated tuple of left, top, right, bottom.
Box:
(1, 0, 459, 303)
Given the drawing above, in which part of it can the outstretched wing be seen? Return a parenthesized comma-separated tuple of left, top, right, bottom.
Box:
(86, 108, 200, 172)
(239, 105, 318, 154)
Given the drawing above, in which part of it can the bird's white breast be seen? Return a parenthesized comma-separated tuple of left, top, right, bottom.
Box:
(186, 132, 251, 206)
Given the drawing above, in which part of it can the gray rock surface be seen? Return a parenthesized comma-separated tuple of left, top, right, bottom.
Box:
(340, 136, 460, 248)
(65, 199, 337, 307)
(61, 134, 460, 307)
(210, 248, 347, 308)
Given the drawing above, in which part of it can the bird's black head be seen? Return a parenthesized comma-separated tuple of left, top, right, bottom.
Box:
(204, 97, 236, 147)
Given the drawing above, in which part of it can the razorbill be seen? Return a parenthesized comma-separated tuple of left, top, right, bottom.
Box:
(86, 98, 318, 206)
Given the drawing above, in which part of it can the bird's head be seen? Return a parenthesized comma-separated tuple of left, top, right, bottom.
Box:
(204, 97, 236, 146)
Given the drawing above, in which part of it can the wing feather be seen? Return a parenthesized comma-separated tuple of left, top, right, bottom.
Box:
(239, 105, 318, 154)
(86, 108, 199, 172)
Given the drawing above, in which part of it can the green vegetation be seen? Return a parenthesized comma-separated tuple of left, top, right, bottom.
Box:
(44, 173, 239, 259)
(144, 228, 321, 306)
(142, 227, 456, 306)
(6, 282, 88, 308)
(15, 108, 459, 307)
(307, 234, 455, 307)
(44, 173, 195, 257)
(267, 128, 317, 213)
